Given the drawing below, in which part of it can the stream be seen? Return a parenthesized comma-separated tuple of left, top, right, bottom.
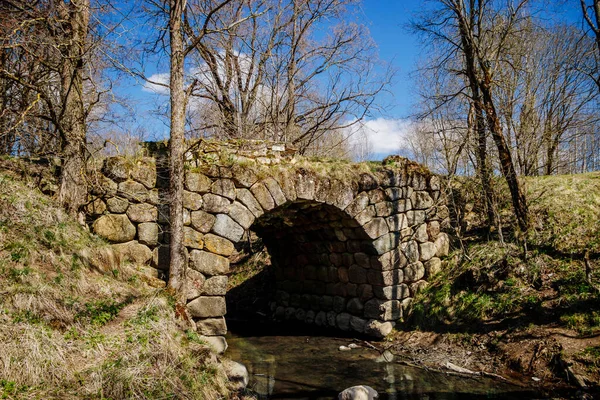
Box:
(225, 320, 544, 399)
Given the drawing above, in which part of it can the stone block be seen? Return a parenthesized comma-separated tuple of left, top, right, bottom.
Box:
(333, 296, 346, 313)
(187, 296, 226, 318)
(250, 182, 275, 210)
(86, 198, 106, 216)
(106, 197, 129, 213)
(236, 189, 264, 217)
(103, 157, 130, 182)
(413, 191, 434, 209)
(203, 233, 234, 256)
(386, 213, 408, 232)
(276, 170, 297, 202)
(364, 299, 402, 321)
(345, 192, 369, 217)
(228, 201, 254, 229)
(189, 250, 229, 276)
(347, 298, 364, 315)
(363, 217, 389, 239)
(404, 261, 425, 282)
(200, 335, 228, 354)
(373, 284, 409, 300)
(320, 296, 333, 311)
(118, 180, 148, 202)
(327, 311, 337, 327)
(315, 311, 327, 326)
(350, 316, 366, 333)
(295, 308, 306, 322)
(401, 240, 420, 263)
(131, 158, 156, 189)
(212, 214, 244, 242)
(424, 257, 442, 277)
(183, 191, 203, 210)
(427, 221, 441, 241)
(191, 210, 216, 233)
(367, 268, 403, 286)
(385, 187, 402, 201)
(410, 280, 429, 295)
(355, 205, 376, 226)
(91, 175, 118, 197)
(336, 313, 352, 331)
(202, 275, 228, 295)
(419, 242, 436, 261)
(264, 177, 287, 206)
(231, 164, 258, 188)
(202, 194, 230, 213)
(334, 185, 355, 210)
(406, 210, 426, 226)
(138, 222, 159, 246)
(196, 317, 227, 336)
(93, 214, 136, 243)
(295, 173, 316, 200)
(112, 241, 152, 265)
(364, 320, 395, 338)
(284, 307, 296, 320)
(377, 250, 408, 271)
(415, 224, 429, 243)
(357, 284, 374, 301)
(183, 227, 204, 249)
(185, 268, 205, 300)
(393, 199, 412, 213)
(127, 203, 157, 223)
(348, 265, 368, 284)
(211, 179, 236, 200)
(435, 233, 450, 257)
(375, 201, 394, 217)
(305, 310, 315, 324)
(185, 172, 212, 193)
(372, 233, 400, 255)
(358, 173, 378, 191)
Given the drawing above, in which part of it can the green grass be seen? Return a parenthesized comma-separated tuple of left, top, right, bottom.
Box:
(0, 169, 231, 399)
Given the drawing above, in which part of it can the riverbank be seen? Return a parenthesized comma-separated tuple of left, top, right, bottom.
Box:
(0, 168, 233, 399)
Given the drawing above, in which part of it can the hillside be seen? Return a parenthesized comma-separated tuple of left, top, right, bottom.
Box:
(0, 169, 232, 399)
(400, 172, 600, 393)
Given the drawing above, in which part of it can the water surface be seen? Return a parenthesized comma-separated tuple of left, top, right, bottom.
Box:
(225, 321, 542, 399)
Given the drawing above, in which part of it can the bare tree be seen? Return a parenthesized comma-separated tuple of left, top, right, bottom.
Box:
(181, 0, 391, 156)
(580, 0, 600, 90)
(0, 0, 95, 220)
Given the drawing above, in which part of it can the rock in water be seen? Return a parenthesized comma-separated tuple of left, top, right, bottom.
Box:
(222, 359, 249, 391)
(338, 385, 378, 400)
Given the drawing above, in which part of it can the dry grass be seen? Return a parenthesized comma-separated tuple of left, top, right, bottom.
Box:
(0, 171, 230, 399)
(526, 172, 600, 254)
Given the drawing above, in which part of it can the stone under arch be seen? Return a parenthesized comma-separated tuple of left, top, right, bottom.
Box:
(88, 140, 449, 342)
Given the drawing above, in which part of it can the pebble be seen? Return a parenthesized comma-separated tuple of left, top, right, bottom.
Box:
(339, 345, 352, 351)
(348, 343, 360, 349)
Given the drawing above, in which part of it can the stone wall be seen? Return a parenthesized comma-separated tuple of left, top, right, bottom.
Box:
(87, 139, 449, 340)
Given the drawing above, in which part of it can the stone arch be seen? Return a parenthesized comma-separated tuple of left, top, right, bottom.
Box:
(88, 140, 449, 341)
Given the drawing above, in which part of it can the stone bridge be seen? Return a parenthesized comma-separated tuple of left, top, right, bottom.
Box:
(87, 140, 449, 341)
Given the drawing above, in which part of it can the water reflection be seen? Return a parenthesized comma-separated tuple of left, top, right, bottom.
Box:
(225, 322, 541, 400)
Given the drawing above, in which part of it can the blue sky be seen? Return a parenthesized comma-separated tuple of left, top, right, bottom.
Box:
(113, 0, 585, 158)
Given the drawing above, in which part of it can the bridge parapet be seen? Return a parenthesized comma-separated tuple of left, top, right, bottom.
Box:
(87, 140, 450, 341)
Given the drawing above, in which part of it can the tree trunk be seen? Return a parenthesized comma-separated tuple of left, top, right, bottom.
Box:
(57, 0, 90, 222)
(479, 71, 529, 232)
(168, 0, 187, 298)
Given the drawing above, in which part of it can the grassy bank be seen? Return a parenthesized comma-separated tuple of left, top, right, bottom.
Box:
(0, 171, 230, 399)
(406, 172, 600, 390)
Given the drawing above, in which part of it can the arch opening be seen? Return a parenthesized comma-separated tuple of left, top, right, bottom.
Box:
(227, 199, 399, 337)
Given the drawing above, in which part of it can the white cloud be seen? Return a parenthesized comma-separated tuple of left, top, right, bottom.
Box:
(142, 73, 170, 94)
(347, 118, 412, 156)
